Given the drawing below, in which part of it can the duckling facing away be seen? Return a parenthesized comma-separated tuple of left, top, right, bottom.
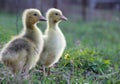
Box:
(0, 9, 46, 75)
(38, 8, 67, 75)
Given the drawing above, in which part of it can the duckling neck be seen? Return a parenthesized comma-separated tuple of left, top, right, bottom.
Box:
(47, 20, 58, 29)
(23, 22, 40, 43)
(23, 24, 36, 39)
(24, 21, 35, 29)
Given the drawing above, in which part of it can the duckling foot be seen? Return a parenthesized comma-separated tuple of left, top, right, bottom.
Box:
(21, 72, 29, 79)
(21, 68, 29, 79)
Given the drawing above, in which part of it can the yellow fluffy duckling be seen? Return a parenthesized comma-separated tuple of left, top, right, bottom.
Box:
(0, 8, 46, 75)
(38, 8, 67, 75)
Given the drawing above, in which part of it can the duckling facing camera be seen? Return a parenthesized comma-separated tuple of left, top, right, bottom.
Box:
(38, 8, 67, 75)
(0, 8, 46, 76)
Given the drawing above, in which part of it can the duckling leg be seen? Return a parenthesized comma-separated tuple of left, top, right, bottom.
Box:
(48, 67, 51, 75)
(42, 65, 47, 76)
(21, 62, 30, 79)
(21, 67, 29, 79)
(21, 53, 35, 78)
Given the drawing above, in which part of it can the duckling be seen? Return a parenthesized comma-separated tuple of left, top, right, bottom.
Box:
(38, 8, 67, 75)
(0, 8, 46, 75)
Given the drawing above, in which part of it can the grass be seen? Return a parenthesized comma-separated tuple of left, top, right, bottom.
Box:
(0, 11, 120, 84)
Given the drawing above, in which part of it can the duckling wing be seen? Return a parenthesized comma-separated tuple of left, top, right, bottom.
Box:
(1, 38, 30, 58)
(0, 38, 31, 73)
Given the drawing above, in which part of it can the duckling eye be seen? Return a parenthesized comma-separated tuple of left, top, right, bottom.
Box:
(34, 13, 37, 16)
(55, 13, 58, 15)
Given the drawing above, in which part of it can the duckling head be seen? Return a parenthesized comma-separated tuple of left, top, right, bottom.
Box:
(46, 8, 67, 24)
(23, 8, 46, 28)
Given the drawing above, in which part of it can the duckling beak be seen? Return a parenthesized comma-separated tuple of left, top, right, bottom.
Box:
(60, 15, 68, 21)
(39, 16, 47, 21)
